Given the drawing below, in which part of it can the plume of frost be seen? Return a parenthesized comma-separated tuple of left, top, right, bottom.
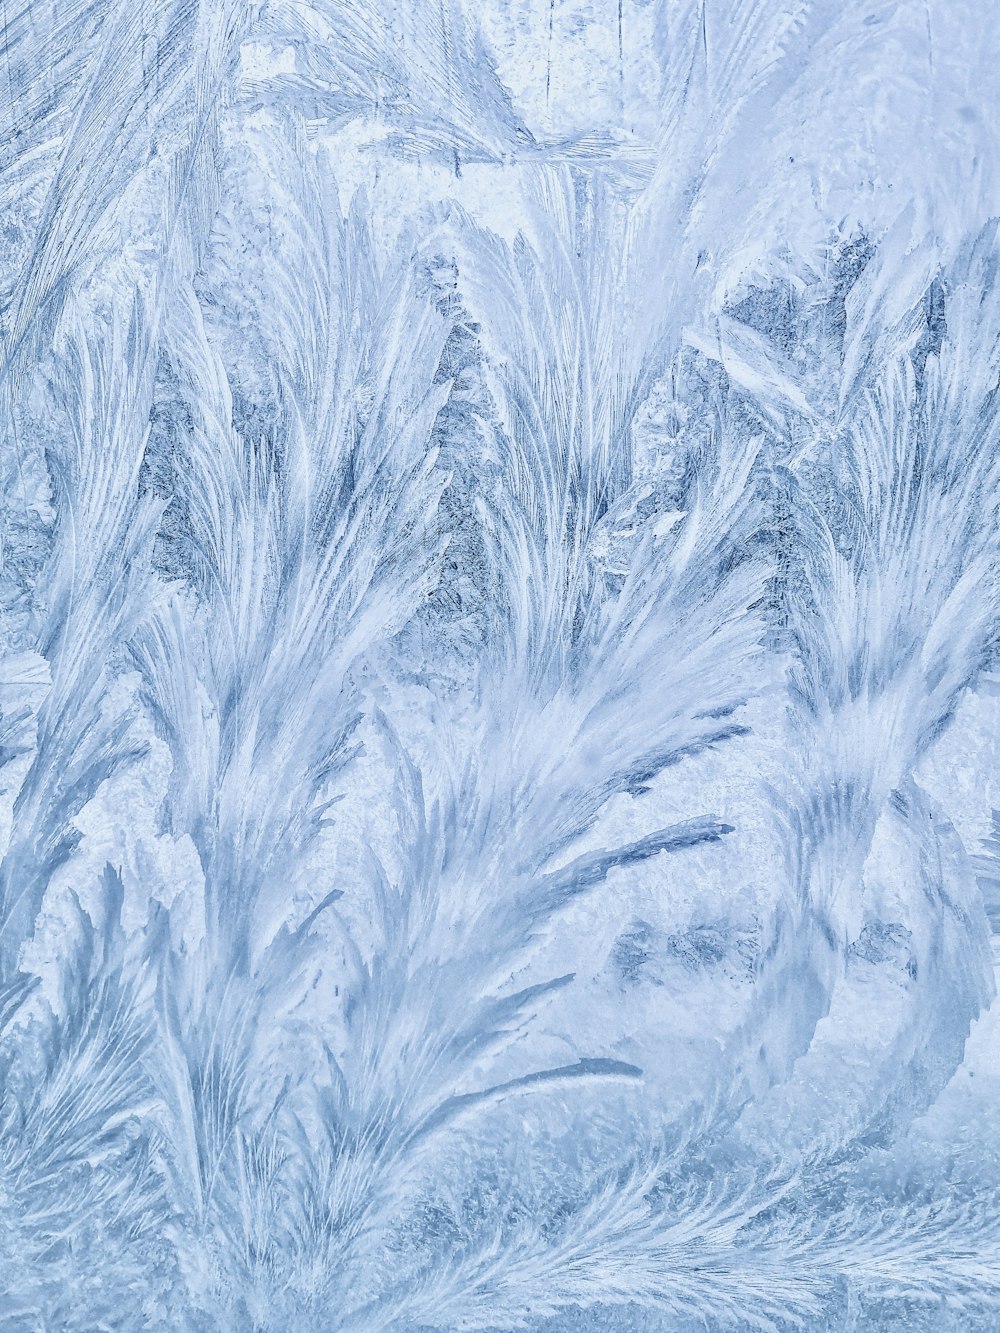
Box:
(293, 167, 769, 1329)
(720, 223, 1000, 1125)
(0, 0, 254, 395)
(0, 0, 257, 967)
(0, 0, 258, 1312)
(0, 291, 161, 972)
(131, 114, 451, 1312)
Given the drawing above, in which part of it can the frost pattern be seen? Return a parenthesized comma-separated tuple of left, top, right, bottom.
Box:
(2, 2, 1000, 1329)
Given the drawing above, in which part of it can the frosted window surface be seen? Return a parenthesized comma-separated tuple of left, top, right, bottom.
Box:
(2, 1, 999, 1328)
